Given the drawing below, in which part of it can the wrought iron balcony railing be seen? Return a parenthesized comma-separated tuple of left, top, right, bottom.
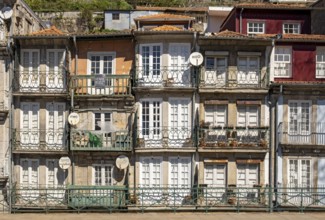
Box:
(200, 68, 266, 89)
(12, 129, 68, 151)
(70, 74, 131, 96)
(13, 70, 68, 93)
(70, 130, 132, 151)
(136, 126, 195, 148)
(134, 66, 194, 88)
(278, 122, 325, 146)
(199, 126, 269, 149)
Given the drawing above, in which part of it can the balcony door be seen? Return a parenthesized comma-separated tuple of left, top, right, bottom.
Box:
(88, 53, 115, 95)
(237, 105, 259, 143)
(169, 98, 191, 147)
(20, 50, 40, 91)
(140, 99, 162, 147)
(205, 105, 227, 143)
(46, 50, 66, 92)
(20, 159, 39, 201)
(288, 101, 311, 144)
(205, 57, 227, 86)
(20, 102, 39, 149)
(204, 163, 227, 203)
(237, 56, 259, 85)
(46, 159, 66, 202)
(94, 112, 112, 148)
(169, 43, 190, 86)
(139, 157, 163, 205)
(168, 157, 191, 204)
(46, 102, 65, 150)
(139, 44, 162, 86)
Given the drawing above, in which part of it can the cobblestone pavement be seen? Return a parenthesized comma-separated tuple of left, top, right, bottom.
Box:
(0, 212, 325, 220)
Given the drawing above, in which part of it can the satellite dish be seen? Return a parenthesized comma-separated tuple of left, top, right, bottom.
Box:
(189, 52, 204, 66)
(0, 7, 13, 20)
(68, 112, 80, 126)
(116, 155, 129, 170)
(59, 156, 71, 170)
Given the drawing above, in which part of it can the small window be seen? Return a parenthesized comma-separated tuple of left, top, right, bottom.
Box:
(316, 48, 325, 78)
(112, 13, 120, 20)
(274, 47, 292, 77)
(247, 22, 265, 35)
(283, 23, 300, 34)
(94, 112, 111, 131)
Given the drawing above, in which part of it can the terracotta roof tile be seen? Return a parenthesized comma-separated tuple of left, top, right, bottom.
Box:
(255, 33, 325, 40)
(135, 6, 208, 12)
(151, 25, 183, 31)
(273, 81, 325, 85)
(134, 13, 195, 21)
(30, 26, 66, 36)
(205, 30, 251, 39)
(235, 3, 308, 9)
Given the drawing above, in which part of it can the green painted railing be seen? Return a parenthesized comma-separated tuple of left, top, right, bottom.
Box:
(70, 130, 132, 151)
(8, 185, 325, 213)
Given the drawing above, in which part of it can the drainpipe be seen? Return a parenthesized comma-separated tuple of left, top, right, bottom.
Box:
(268, 91, 273, 212)
(239, 8, 244, 34)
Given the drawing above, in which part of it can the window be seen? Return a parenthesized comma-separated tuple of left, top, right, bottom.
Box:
(288, 159, 311, 187)
(20, 159, 39, 187)
(205, 105, 227, 127)
(247, 22, 265, 35)
(46, 102, 65, 148)
(169, 98, 191, 142)
(316, 48, 325, 78)
(46, 159, 65, 187)
(47, 50, 66, 91)
(237, 105, 259, 127)
(20, 50, 40, 91)
(139, 157, 162, 187)
(94, 112, 111, 131)
(169, 157, 191, 187)
(237, 163, 259, 186)
(169, 43, 190, 86)
(283, 23, 300, 34)
(93, 164, 113, 186)
(205, 57, 227, 85)
(20, 102, 39, 147)
(112, 13, 120, 20)
(288, 100, 311, 143)
(205, 164, 227, 187)
(139, 44, 161, 80)
(237, 56, 259, 84)
(140, 99, 162, 141)
(274, 47, 292, 77)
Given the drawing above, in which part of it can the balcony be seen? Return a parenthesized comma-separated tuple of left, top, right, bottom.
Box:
(13, 70, 67, 94)
(70, 74, 131, 97)
(12, 129, 68, 152)
(70, 130, 132, 151)
(198, 126, 269, 150)
(278, 122, 325, 146)
(200, 68, 266, 89)
(134, 66, 194, 88)
(136, 127, 195, 149)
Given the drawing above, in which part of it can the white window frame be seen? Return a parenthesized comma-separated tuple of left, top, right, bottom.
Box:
(204, 105, 227, 127)
(168, 97, 191, 128)
(288, 100, 312, 138)
(287, 158, 312, 188)
(46, 49, 66, 91)
(237, 105, 259, 127)
(236, 163, 259, 186)
(93, 112, 112, 131)
(20, 158, 39, 187)
(316, 47, 325, 78)
(204, 163, 227, 187)
(205, 56, 227, 85)
(237, 56, 260, 85)
(138, 43, 162, 78)
(112, 13, 120, 20)
(87, 52, 116, 76)
(247, 21, 265, 35)
(283, 23, 301, 34)
(92, 164, 114, 186)
(274, 46, 292, 78)
(46, 159, 65, 187)
(46, 102, 66, 148)
(139, 156, 163, 187)
(20, 49, 40, 91)
(168, 157, 191, 187)
(139, 98, 162, 140)
(20, 102, 40, 130)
